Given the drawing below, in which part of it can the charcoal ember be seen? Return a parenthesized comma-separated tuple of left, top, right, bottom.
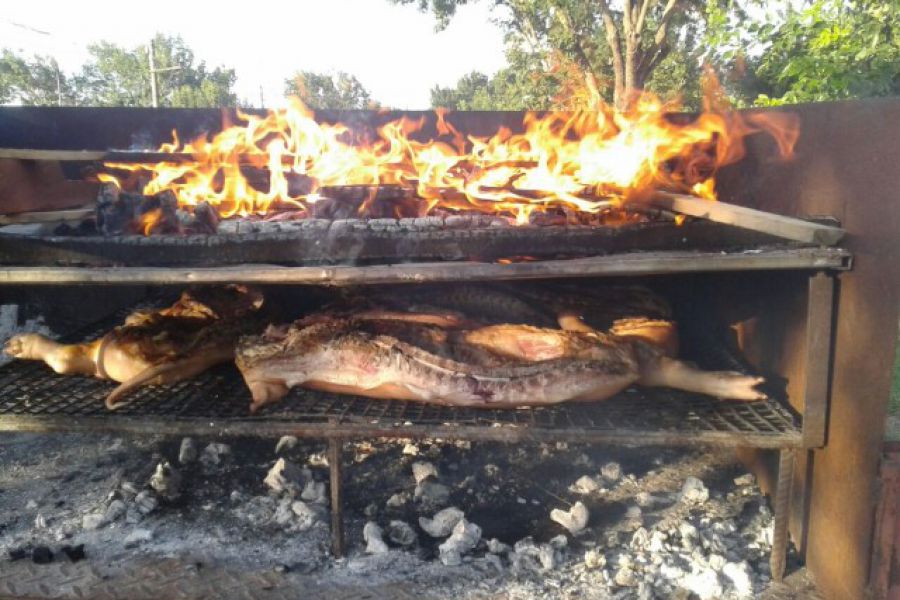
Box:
(59, 544, 85, 563)
(95, 184, 180, 235)
(187, 201, 219, 234)
(31, 546, 53, 564)
(311, 185, 423, 219)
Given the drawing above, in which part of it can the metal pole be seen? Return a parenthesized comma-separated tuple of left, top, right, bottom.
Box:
(771, 448, 795, 582)
(148, 38, 158, 108)
(328, 436, 345, 558)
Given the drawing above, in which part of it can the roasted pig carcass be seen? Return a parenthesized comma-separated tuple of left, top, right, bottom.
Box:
(235, 285, 765, 412)
(4, 285, 264, 409)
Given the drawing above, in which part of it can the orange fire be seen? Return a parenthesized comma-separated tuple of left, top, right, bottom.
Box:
(103, 77, 798, 225)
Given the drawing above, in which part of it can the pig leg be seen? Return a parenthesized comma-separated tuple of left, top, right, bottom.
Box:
(638, 356, 766, 401)
(4, 334, 100, 377)
(105, 346, 235, 409)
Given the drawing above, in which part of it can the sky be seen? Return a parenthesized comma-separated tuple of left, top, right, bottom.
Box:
(0, 0, 509, 109)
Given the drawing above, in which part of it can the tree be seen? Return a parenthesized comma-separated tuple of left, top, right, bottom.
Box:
(76, 34, 237, 107)
(0, 34, 237, 107)
(285, 72, 376, 109)
(395, 0, 708, 109)
(751, 0, 900, 105)
(0, 51, 76, 105)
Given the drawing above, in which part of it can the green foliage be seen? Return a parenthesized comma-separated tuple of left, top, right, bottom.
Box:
(752, 0, 900, 105)
(399, 0, 712, 109)
(0, 34, 237, 107)
(285, 71, 375, 109)
(430, 48, 562, 110)
(0, 51, 76, 105)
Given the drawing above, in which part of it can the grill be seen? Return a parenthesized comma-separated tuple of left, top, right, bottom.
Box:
(0, 304, 800, 446)
(0, 105, 861, 587)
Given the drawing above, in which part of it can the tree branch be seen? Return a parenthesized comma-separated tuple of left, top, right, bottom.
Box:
(635, 0, 656, 37)
(596, 0, 626, 106)
(634, 0, 679, 86)
(552, 2, 603, 104)
(653, 0, 680, 47)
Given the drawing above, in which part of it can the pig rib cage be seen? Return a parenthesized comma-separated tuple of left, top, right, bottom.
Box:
(0, 254, 843, 582)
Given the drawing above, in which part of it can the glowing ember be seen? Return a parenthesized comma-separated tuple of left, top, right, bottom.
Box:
(102, 76, 798, 224)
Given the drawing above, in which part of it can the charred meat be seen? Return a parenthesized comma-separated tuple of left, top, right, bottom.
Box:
(235, 285, 765, 412)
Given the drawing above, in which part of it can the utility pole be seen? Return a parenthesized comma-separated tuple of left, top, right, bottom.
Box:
(54, 61, 62, 106)
(148, 38, 158, 107)
(147, 37, 180, 108)
(259, 85, 265, 109)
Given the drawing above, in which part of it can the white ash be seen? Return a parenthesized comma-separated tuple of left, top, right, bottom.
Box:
(291, 500, 323, 531)
(411, 461, 438, 484)
(419, 507, 464, 538)
(387, 520, 417, 547)
(200, 442, 231, 466)
(413, 480, 450, 508)
(149, 461, 182, 500)
(275, 435, 299, 455)
(600, 461, 623, 482)
(734, 473, 756, 487)
(264, 458, 311, 495)
(133, 490, 158, 515)
(438, 518, 482, 566)
(300, 480, 327, 505)
(569, 475, 601, 495)
(105, 499, 127, 523)
(385, 492, 410, 509)
(681, 476, 711, 504)
(363, 522, 389, 554)
(81, 512, 106, 531)
(0, 434, 781, 599)
(123, 528, 154, 548)
(550, 501, 589, 534)
(119, 481, 141, 500)
(178, 438, 198, 464)
(510, 537, 564, 574)
(584, 548, 606, 569)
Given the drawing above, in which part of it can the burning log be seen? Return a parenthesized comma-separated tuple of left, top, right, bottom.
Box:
(95, 183, 218, 235)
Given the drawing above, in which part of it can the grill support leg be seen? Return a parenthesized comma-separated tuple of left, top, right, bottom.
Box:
(771, 448, 795, 582)
(328, 437, 345, 558)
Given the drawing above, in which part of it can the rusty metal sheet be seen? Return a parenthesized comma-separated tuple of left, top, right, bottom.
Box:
(718, 98, 900, 600)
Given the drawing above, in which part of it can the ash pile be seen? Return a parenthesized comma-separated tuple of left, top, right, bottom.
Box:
(0, 432, 785, 600)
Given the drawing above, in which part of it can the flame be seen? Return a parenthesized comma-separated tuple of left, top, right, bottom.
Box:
(103, 74, 798, 224)
(139, 208, 163, 235)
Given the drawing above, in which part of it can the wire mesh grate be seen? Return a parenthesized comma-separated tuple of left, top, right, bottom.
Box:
(0, 302, 802, 445)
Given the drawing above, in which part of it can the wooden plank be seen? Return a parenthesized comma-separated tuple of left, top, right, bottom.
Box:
(0, 247, 852, 285)
(0, 206, 93, 225)
(648, 193, 846, 246)
(0, 148, 292, 164)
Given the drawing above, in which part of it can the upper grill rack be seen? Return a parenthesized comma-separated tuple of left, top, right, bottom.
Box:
(0, 302, 801, 448)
